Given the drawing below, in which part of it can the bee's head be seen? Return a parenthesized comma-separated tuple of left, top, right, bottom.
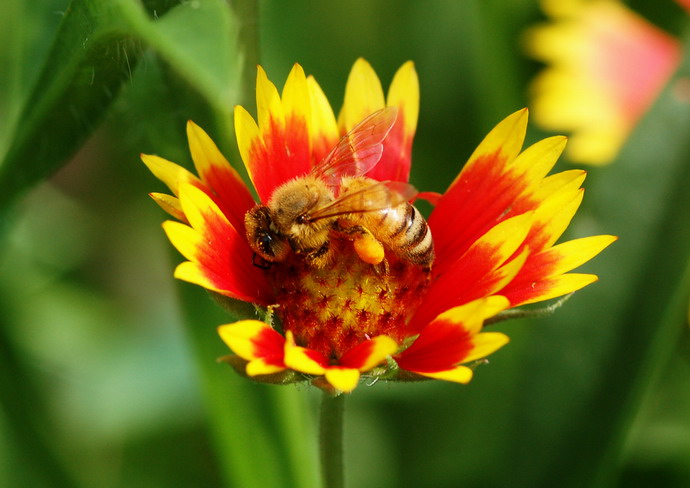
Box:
(244, 205, 290, 263)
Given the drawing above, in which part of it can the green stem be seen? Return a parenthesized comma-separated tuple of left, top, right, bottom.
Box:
(320, 393, 345, 488)
(0, 303, 77, 487)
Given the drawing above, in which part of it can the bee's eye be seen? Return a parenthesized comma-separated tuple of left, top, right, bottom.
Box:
(296, 214, 308, 225)
(257, 233, 275, 256)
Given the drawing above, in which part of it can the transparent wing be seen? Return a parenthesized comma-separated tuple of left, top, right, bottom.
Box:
(307, 180, 417, 222)
(312, 107, 398, 186)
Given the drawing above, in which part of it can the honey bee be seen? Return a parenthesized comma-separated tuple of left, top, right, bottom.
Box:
(244, 107, 434, 269)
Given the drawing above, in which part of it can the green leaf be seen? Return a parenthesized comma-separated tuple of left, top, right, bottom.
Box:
(0, 0, 251, 222)
(0, 0, 172, 217)
(126, 0, 240, 108)
(0, 304, 78, 487)
(121, 0, 258, 158)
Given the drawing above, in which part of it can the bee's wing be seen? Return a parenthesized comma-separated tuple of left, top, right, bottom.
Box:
(307, 180, 417, 221)
(313, 107, 398, 186)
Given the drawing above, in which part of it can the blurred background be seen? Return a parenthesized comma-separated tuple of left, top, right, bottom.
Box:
(1, 0, 689, 487)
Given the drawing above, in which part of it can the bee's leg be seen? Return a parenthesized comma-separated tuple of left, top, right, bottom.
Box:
(305, 241, 332, 268)
(373, 257, 390, 278)
(334, 222, 385, 265)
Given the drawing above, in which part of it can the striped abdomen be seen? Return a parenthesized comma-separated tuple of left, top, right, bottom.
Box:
(359, 201, 435, 267)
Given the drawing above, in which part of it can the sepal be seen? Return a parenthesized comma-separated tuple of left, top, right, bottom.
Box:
(484, 292, 574, 325)
(210, 291, 263, 320)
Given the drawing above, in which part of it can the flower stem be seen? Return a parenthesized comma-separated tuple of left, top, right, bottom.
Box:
(320, 392, 345, 488)
(0, 310, 77, 487)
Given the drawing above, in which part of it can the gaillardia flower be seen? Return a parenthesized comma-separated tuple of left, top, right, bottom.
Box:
(525, 0, 681, 165)
(142, 59, 615, 393)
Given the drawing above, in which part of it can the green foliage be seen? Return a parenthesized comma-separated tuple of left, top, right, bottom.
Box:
(1, 0, 689, 487)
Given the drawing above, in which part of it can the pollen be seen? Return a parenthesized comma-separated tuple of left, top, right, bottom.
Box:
(267, 237, 430, 360)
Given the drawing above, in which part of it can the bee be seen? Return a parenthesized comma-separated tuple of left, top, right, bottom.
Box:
(244, 107, 434, 269)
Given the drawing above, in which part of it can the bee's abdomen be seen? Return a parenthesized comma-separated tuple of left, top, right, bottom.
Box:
(376, 203, 435, 267)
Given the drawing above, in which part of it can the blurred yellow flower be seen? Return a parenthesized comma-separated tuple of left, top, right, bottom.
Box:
(525, 0, 681, 165)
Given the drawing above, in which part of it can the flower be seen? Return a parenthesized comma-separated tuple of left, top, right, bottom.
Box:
(676, 0, 690, 14)
(525, 0, 681, 165)
(142, 59, 615, 394)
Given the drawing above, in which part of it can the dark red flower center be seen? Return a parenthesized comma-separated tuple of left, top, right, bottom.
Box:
(267, 236, 430, 360)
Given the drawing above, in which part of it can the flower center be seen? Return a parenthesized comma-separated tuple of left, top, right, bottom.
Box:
(268, 236, 430, 360)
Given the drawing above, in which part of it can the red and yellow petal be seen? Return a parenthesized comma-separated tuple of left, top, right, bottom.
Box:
(141, 153, 202, 195)
(462, 331, 511, 363)
(417, 366, 475, 384)
(387, 61, 419, 146)
(335, 60, 419, 183)
(164, 184, 272, 304)
(337, 58, 386, 134)
(460, 135, 568, 234)
(426, 108, 614, 315)
(217, 324, 395, 392)
(324, 368, 362, 393)
(307, 75, 340, 163)
(432, 211, 534, 293)
(256, 65, 286, 130)
(281, 63, 312, 130)
(465, 108, 528, 166)
(284, 333, 397, 393)
(541, 235, 617, 277)
(339, 335, 398, 371)
(497, 136, 571, 224)
(531, 169, 587, 206)
(508, 135, 567, 192)
(236, 65, 313, 202)
(236, 60, 418, 201)
(162, 221, 204, 263)
(448, 210, 534, 278)
(415, 191, 442, 206)
(186, 121, 256, 231)
(501, 234, 617, 305)
(396, 297, 509, 378)
(172, 261, 235, 296)
(369, 61, 420, 182)
(504, 273, 600, 306)
(323, 335, 396, 392)
(149, 192, 186, 222)
(411, 214, 532, 331)
(284, 331, 329, 376)
(513, 185, 584, 257)
(218, 321, 286, 376)
(458, 248, 530, 309)
(430, 115, 569, 270)
(430, 109, 532, 266)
